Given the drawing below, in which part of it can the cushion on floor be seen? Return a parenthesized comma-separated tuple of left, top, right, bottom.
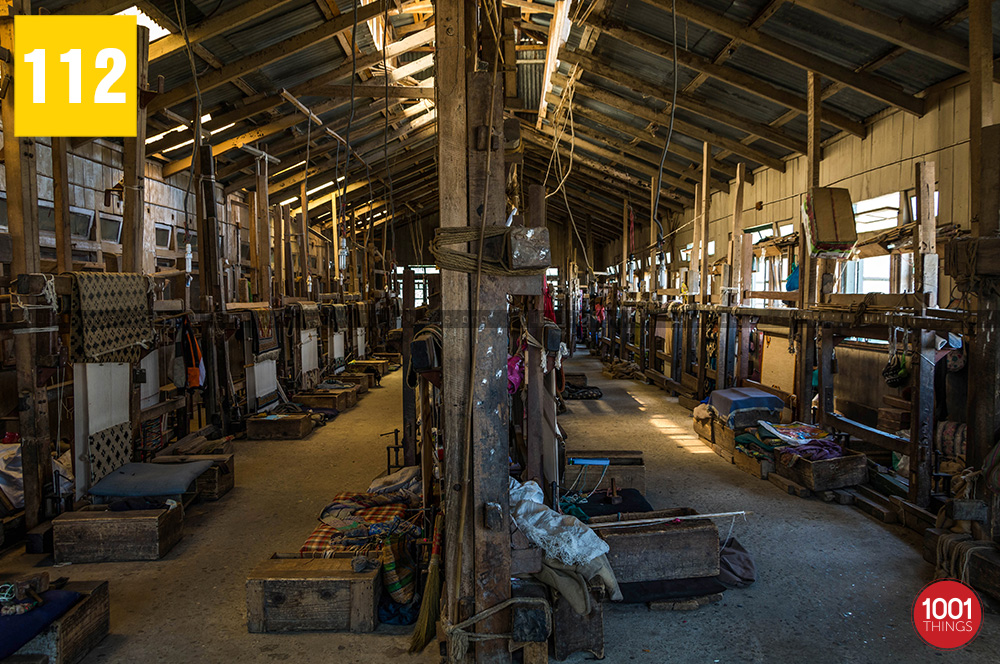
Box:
(0, 589, 82, 659)
(89, 461, 213, 497)
(708, 387, 785, 429)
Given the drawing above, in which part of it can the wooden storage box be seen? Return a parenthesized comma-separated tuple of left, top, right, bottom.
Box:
(15, 580, 110, 664)
(352, 359, 389, 375)
(294, 387, 356, 411)
(246, 413, 313, 440)
(693, 416, 737, 454)
(563, 450, 645, 494)
(53, 504, 183, 563)
(774, 448, 867, 491)
(336, 373, 370, 393)
(151, 453, 235, 501)
(733, 447, 774, 479)
(372, 352, 402, 365)
(246, 556, 380, 633)
(590, 508, 719, 583)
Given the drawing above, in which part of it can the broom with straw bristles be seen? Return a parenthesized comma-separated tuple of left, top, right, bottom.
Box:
(409, 513, 443, 653)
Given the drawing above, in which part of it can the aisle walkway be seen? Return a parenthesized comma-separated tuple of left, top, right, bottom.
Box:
(559, 353, 999, 664)
(0, 368, 434, 664)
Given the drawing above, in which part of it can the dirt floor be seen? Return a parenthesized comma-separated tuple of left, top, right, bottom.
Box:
(1, 353, 998, 663)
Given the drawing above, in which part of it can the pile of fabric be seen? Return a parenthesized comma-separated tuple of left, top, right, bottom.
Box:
(509, 477, 621, 615)
(601, 358, 644, 381)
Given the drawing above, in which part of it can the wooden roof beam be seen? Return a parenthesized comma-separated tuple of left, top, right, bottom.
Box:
(149, 0, 388, 114)
(560, 48, 808, 154)
(586, 16, 866, 138)
(792, 0, 970, 72)
(568, 79, 787, 172)
(149, 0, 300, 62)
(657, 0, 925, 116)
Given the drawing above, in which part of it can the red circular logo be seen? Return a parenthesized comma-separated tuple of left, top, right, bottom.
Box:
(912, 579, 983, 649)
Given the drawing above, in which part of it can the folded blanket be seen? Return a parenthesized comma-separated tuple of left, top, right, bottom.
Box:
(778, 440, 844, 464)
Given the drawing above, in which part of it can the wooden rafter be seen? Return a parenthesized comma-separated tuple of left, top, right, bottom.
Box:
(660, 0, 925, 116)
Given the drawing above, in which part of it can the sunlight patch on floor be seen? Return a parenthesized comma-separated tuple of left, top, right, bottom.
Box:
(648, 416, 714, 453)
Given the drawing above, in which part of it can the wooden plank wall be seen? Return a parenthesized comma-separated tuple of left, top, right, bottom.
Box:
(658, 79, 1000, 306)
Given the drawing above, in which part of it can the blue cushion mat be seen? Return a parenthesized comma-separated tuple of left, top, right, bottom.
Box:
(89, 461, 214, 497)
(0, 589, 82, 659)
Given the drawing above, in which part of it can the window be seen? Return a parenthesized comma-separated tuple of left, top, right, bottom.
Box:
(38, 204, 55, 232)
(853, 192, 900, 233)
(843, 255, 892, 294)
(396, 265, 440, 307)
(779, 223, 794, 236)
(154, 224, 172, 249)
(70, 209, 93, 238)
(100, 216, 122, 243)
(909, 190, 940, 220)
(707, 240, 716, 256)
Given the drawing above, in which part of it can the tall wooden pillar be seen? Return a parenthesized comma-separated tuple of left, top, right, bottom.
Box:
(909, 161, 937, 507)
(796, 72, 821, 421)
(122, 25, 150, 274)
(401, 268, 417, 466)
(2, 0, 49, 529)
(438, 0, 474, 634)
(970, 0, 994, 234)
(299, 179, 310, 297)
(252, 159, 272, 304)
(52, 137, 72, 273)
(524, 184, 553, 487)
(272, 203, 285, 300)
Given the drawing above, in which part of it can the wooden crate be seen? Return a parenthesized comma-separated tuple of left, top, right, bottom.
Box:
(151, 454, 235, 501)
(15, 581, 110, 664)
(372, 352, 402, 365)
(53, 505, 183, 563)
(590, 508, 719, 583)
(563, 450, 645, 494)
(294, 389, 354, 412)
(352, 359, 389, 375)
(733, 447, 774, 479)
(336, 373, 370, 393)
(246, 556, 380, 633)
(245, 413, 313, 440)
(774, 449, 867, 491)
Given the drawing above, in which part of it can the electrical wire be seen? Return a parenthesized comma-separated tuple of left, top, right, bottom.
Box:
(174, 0, 204, 250)
(650, 0, 678, 247)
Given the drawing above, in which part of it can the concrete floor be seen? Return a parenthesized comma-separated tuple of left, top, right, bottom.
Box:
(1, 354, 997, 663)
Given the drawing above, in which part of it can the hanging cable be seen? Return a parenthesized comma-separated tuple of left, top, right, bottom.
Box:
(650, 0, 679, 247)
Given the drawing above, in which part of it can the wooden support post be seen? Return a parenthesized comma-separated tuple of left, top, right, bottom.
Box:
(466, 70, 511, 663)
(970, 0, 994, 234)
(796, 71, 821, 421)
(524, 184, 552, 487)
(284, 206, 296, 296)
(438, 0, 474, 633)
(273, 204, 285, 300)
(621, 199, 628, 290)
(331, 198, 341, 286)
(52, 137, 72, 273)
(349, 210, 359, 294)
(253, 159, 272, 304)
(699, 142, 711, 305)
(122, 25, 150, 274)
(195, 145, 225, 309)
(401, 268, 417, 466)
(968, 125, 1000, 538)
(2, 0, 49, 530)
(691, 184, 702, 296)
(299, 179, 310, 297)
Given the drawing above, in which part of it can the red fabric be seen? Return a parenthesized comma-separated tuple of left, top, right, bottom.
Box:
(543, 281, 556, 322)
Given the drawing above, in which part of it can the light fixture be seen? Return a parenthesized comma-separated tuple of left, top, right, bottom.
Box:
(279, 197, 298, 206)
